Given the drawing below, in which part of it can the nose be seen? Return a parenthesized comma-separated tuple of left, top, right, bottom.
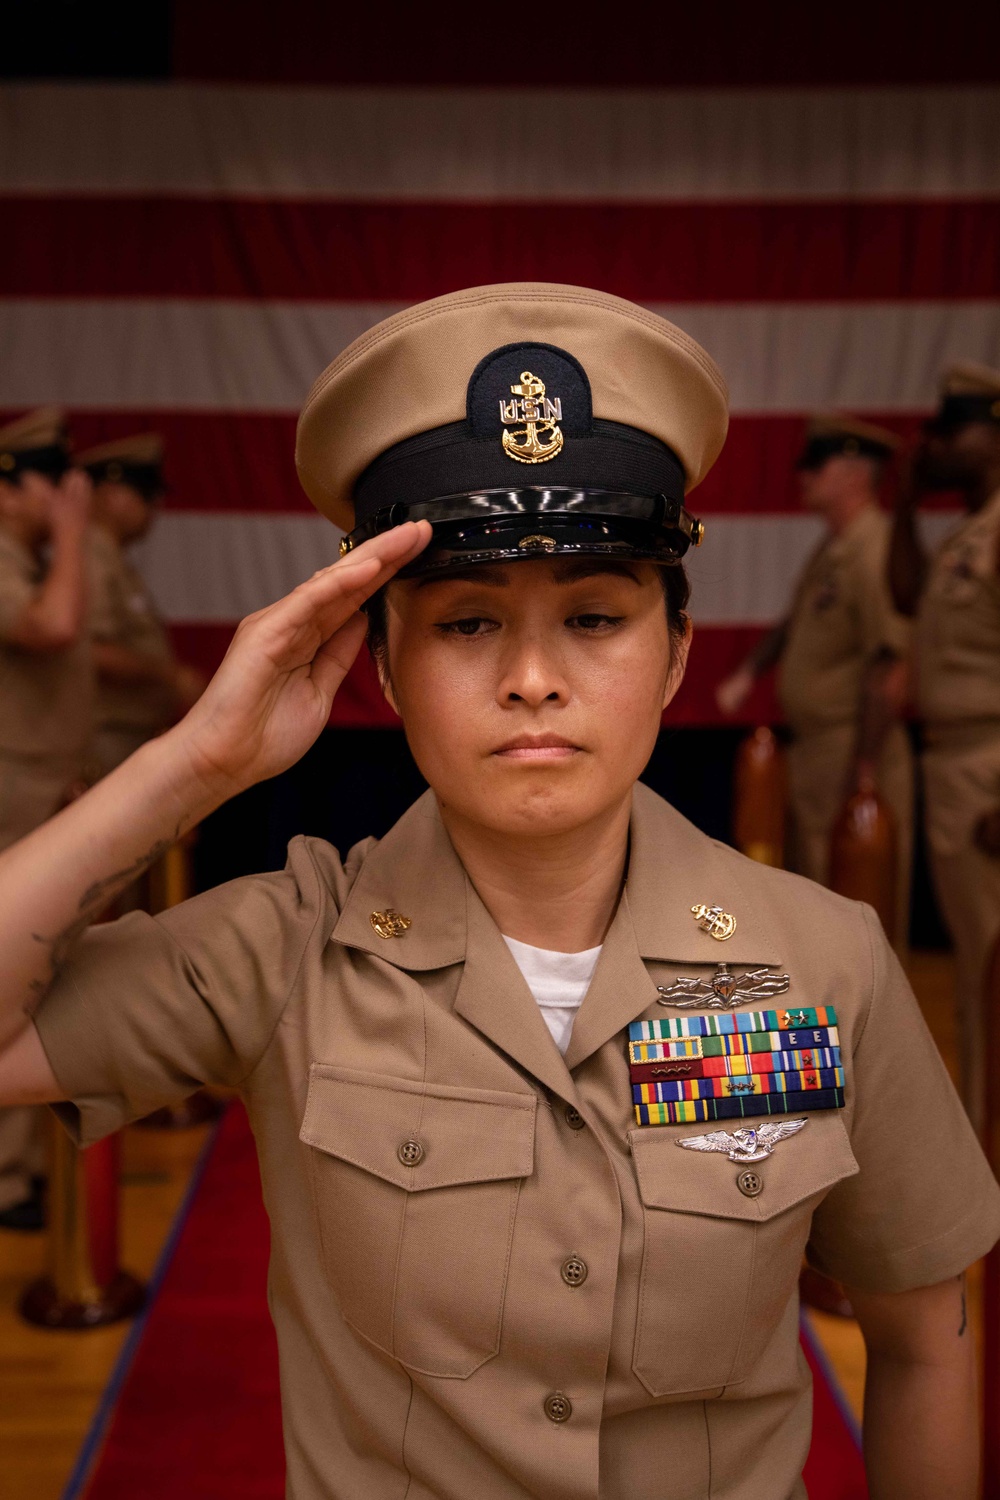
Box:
(497, 629, 569, 710)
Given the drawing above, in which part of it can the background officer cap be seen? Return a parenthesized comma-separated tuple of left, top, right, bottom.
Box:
(0, 406, 70, 483)
(926, 360, 1000, 435)
(796, 413, 901, 470)
(296, 282, 728, 574)
(75, 433, 166, 500)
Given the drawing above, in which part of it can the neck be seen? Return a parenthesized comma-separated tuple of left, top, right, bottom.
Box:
(823, 491, 875, 537)
(439, 793, 631, 952)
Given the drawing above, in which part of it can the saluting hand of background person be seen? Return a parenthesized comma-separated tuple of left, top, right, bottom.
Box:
(175, 521, 431, 799)
(47, 467, 92, 534)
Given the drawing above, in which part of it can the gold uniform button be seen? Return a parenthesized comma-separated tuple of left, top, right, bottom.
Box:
(543, 1392, 572, 1423)
(397, 1139, 424, 1168)
(737, 1169, 763, 1198)
(561, 1256, 588, 1288)
(564, 1104, 585, 1131)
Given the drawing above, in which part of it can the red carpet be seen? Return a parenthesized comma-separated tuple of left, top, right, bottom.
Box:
(80, 1103, 866, 1499)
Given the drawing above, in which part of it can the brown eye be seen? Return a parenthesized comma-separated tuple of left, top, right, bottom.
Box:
(570, 613, 622, 631)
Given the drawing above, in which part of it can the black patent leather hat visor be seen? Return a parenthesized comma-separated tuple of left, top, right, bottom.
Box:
(0, 444, 70, 483)
(341, 486, 703, 576)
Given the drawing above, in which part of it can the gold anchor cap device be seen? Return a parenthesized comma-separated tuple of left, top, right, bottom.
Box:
(296, 282, 728, 576)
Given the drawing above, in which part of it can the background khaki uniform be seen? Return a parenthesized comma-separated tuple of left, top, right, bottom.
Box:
(915, 488, 1000, 1130)
(778, 506, 914, 941)
(33, 787, 997, 1500)
(0, 528, 93, 1213)
(88, 524, 176, 776)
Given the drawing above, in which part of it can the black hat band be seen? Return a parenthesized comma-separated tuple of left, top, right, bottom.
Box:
(796, 433, 894, 470)
(0, 443, 69, 482)
(83, 459, 165, 499)
(925, 393, 1000, 435)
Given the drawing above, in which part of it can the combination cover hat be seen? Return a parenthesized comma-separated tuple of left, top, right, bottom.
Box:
(296, 283, 729, 574)
(926, 361, 1000, 434)
(0, 407, 70, 482)
(75, 433, 166, 499)
(796, 414, 900, 470)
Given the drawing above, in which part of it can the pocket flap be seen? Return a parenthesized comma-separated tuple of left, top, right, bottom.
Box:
(629, 1112, 859, 1223)
(301, 1064, 536, 1191)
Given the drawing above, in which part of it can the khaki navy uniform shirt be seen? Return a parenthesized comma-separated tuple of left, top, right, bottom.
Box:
(0, 528, 93, 846)
(89, 524, 175, 739)
(33, 787, 999, 1500)
(779, 506, 912, 736)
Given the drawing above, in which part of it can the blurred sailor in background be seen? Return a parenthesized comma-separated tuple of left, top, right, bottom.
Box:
(889, 363, 1000, 1133)
(0, 408, 92, 1230)
(79, 434, 204, 778)
(717, 416, 913, 940)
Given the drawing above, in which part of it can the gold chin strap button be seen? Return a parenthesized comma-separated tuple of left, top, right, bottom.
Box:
(338, 536, 353, 558)
(690, 517, 705, 547)
(370, 910, 412, 940)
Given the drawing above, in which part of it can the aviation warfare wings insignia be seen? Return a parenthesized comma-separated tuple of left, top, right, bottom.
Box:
(676, 1118, 808, 1163)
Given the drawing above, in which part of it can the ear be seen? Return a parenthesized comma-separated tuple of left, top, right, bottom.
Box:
(661, 616, 693, 712)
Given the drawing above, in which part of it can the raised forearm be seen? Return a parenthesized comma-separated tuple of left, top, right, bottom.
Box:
(28, 522, 89, 645)
(863, 1347, 978, 1499)
(0, 730, 226, 1050)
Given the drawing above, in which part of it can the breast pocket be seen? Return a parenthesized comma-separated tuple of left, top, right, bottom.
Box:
(300, 1064, 536, 1378)
(629, 1116, 859, 1398)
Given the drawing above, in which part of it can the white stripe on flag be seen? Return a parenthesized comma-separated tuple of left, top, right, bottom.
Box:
(133, 511, 959, 626)
(3, 84, 1000, 201)
(3, 298, 998, 415)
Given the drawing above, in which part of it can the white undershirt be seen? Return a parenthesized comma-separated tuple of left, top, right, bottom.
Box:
(502, 935, 603, 1056)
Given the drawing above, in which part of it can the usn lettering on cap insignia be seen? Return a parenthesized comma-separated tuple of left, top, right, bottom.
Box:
(499, 371, 564, 463)
(370, 910, 412, 940)
(691, 903, 737, 941)
(627, 1007, 845, 1127)
(657, 962, 790, 1011)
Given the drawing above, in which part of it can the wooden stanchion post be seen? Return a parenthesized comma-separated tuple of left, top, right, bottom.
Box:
(19, 778, 145, 1328)
(983, 935, 1000, 1497)
(19, 1124, 144, 1328)
(829, 777, 897, 943)
(732, 726, 787, 867)
(135, 829, 223, 1131)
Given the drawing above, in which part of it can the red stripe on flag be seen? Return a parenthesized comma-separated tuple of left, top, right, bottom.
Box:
(15, 410, 944, 518)
(5, 197, 1000, 302)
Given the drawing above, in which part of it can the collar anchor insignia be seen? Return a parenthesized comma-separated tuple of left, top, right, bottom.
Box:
(677, 1118, 808, 1164)
(500, 371, 564, 463)
(657, 962, 791, 1010)
(691, 903, 737, 941)
(370, 909, 412, 940)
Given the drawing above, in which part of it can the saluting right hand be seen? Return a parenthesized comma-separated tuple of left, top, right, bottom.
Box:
(170, 521, 431, 799)
(47, 468, 92, 535)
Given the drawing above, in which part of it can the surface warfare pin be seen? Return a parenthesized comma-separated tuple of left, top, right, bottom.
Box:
(657, 962, 791, 1011)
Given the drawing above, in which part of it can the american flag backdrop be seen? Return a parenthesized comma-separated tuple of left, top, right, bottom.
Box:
(3, 43, 999, 727)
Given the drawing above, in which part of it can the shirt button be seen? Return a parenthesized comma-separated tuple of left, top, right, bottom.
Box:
(737, 1169, 763, 1198)
(397, 1139, 424, 1167)
(561, 1256, 588, 1288)
(543, 1392, 572, 1423)
(564, 1104, 586, 1130)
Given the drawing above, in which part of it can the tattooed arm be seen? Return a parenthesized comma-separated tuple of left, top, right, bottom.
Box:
(851, 1274, 978, 1500)
(0, 523, 431, 1103)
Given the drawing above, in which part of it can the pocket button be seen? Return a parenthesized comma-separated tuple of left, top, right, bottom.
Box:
(543, 1392, 573, 1423)
(397, 1139, 424, 1168)
(737, 1169, 763, 1198)
(561, 1255, 588, 1287)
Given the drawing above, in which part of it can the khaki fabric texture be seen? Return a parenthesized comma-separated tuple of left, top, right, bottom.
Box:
(915, 490, 1000, 727)
(0, 528, 93, 760)
(33, 787, 999, 1500)
(778, 506, 912, 736)
(89, 525, 175, 741)
(787, 722, 913, 945)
